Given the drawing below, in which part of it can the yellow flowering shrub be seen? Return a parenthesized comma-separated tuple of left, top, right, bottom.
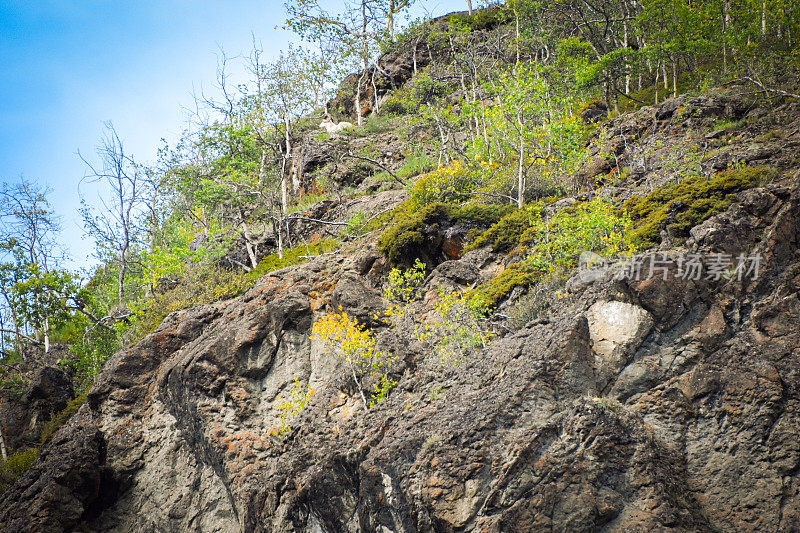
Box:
(273, 377, 315, 437)
(384, 260, 495, 366)
(311, 311, 396, 408)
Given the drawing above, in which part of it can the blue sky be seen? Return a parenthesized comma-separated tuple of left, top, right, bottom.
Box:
(0, 0, 467, 269)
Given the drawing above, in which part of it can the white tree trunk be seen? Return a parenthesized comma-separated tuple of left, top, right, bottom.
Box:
(0, 424, 7, 462)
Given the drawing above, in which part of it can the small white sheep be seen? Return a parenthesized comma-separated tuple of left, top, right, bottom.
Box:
(319, 118, 354, 134)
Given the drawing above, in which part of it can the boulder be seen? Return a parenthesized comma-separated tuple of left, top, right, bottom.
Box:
(586, 300, 654, 390)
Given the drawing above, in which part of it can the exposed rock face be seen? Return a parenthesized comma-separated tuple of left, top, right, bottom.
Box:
(2, 175, 799, 532)
(0, 365, 74, 451)
(4, 85, 800, 532)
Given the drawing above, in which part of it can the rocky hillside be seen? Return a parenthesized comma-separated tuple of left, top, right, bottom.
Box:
(1, 81, 799, 533)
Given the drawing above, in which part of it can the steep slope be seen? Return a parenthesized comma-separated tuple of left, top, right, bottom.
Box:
(2, 89, 800, 532)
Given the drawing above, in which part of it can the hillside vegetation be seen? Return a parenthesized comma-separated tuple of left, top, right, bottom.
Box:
(1, 1, 800, 530)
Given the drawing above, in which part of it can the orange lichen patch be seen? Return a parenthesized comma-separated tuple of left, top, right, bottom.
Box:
(228, 385, 251, 404)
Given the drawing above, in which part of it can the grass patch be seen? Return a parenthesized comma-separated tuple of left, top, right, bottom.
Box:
(40, 394, 87, 445)
(245, 238, 339, 281)
(397, 155, 436, 180)
(0, 448, 39, 495)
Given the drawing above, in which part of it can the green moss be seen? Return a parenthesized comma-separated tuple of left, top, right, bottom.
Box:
(379, 201, 512, 265)
(0, 448, 39, 494)
(624, 165, 776, 248)
(246, 238, 339, 282)
(40, 394, 87, 445)
(466, 204, 544, 253)
(468, 262, 543, 306)
(452, 203, 515, 226)
(379, 203, 452, 264)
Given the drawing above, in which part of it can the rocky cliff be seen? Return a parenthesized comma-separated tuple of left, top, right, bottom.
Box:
(2, 86, 800, 532)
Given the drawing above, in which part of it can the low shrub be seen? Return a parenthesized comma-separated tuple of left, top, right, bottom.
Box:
(273, 378, 314, 437)
(134, 239, 339, 340)
(471, 199, 635, 305)
(408, 161, 475, 209)
(0, 448, 39, 494)
(448, 6, 511, 31)
(311, 312, 396, 408)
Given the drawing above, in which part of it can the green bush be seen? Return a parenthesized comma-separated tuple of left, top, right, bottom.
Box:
(40, 394, 87, 445)
(624, 165, 776, 249)
(470, 199, 635, 305)
(133, 239, 339, 341)
(0, 448, 39, 494)
(408, 161, 475, 209)
(66, 323, 121, 391)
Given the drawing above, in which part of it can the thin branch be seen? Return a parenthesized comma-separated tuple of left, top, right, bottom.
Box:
(285, 215, 351, 226)
(612, 84, 647, 105)
(735, 77, 800, 99)
(341, 152, 406, 186)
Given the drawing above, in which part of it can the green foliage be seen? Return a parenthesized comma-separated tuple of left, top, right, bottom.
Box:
(469, 262, 542, 307)
(369, 375, 397, 407)
(385, 258, 426, 302)
(0, 448, 39, 494)
(408, 162, 474, 209)
(463, 63, 589, 199)
(132, 239, 339, 340)
(384, 261, 495, 366)
(66, 320, 121, 391)
(411, 70, 451, 105)
(713, 118, 747, 132)
(471, 199, 635, 304)
(40, 394, 87, 445)
(0, 375, 27, 400)
(273, 378, 314, 437)
(416, 288, 495, 365)
(448, 6, 510, 31)
(245, 238, 339, 281)
(624, 165, 776, 248)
